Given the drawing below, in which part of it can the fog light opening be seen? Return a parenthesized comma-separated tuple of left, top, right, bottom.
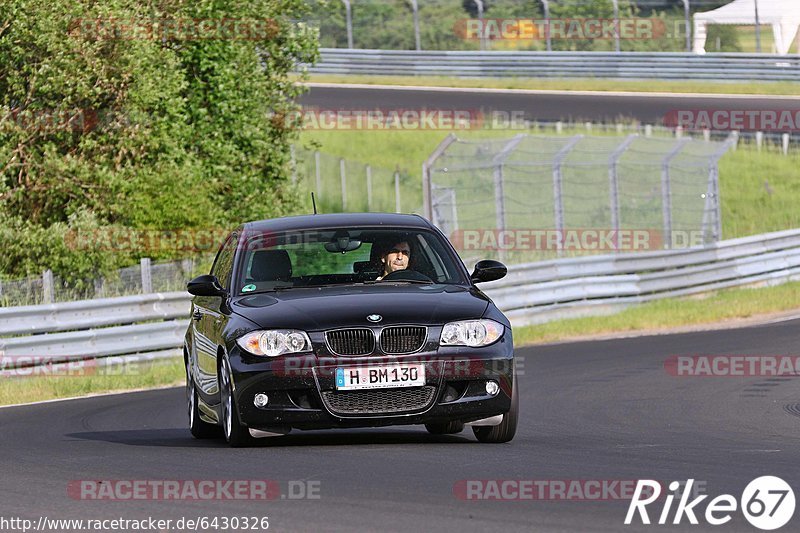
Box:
(442, 385, 459, 403)
(485, 381, 500, 396)
(254, 393, 269, 408)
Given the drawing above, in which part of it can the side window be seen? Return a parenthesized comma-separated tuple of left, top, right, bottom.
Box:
(211, 232, 238, 290)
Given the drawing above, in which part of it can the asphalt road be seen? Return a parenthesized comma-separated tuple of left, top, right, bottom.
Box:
(300, 84, 800, 124)
(2, 318, 800, 532)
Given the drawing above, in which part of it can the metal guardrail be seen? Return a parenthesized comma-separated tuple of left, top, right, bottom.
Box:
(309, 49, 800, 82)
(483, 228, 800, 326)
(3, 228, 800, 369)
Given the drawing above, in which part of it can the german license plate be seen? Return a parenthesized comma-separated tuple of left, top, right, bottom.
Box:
(335, 364, 425, 390)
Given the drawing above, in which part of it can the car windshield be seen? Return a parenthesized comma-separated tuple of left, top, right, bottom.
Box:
(234, 227, 469, 294)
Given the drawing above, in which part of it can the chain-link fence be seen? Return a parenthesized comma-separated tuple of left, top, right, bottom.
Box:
(423, 129, 736, 265)
(0, 256, 213, 307)
(293, 146, 420, 214)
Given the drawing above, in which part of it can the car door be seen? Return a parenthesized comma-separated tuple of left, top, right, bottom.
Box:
(193, 231, 238, 397)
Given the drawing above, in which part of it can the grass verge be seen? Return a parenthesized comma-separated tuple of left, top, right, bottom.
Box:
(514, 281, 800, 346)
(0, 357, 184, 407)
(304, 74, 800, 96)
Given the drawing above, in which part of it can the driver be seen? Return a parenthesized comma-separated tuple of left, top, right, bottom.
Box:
(376, 240, 411, 280)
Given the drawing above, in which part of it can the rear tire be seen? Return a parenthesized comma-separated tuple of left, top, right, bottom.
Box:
(473, 377, 518, 443)
(219, 357, 256, 447)
(187, 359, 218, 439)
(425, 421, 465, 435)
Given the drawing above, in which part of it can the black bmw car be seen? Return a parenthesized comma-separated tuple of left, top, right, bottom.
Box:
(184, 213, 517, 446)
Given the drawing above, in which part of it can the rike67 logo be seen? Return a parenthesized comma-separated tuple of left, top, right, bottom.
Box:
(625, 477, 795, 530)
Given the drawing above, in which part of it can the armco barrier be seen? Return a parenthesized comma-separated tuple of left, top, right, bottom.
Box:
(308, 49, 800, 82)
(3, 228, 800, 369)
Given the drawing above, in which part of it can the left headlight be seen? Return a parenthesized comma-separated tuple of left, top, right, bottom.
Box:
(440, 319, 504, 347)
(236, 330, 312, 357)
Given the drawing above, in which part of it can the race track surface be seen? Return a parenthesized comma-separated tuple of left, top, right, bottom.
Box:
(300, 84, 800, 124)
(2, 318, 800, 532)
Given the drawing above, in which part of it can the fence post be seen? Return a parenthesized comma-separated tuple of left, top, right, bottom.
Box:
(611, 0, 621, 53)
(409, 0, 421, 51)
(42, 270, 54, 304)
(141, 258, 152, 294)
(783, 133, 790, 155)
(662, 138, 691, 249)
(541, 0, 552, 52)
(756, 131, 763, 151)
(366, 165, 373, 211)
(608, 135, 638, 237)
(342, 0, 353, 49)
(340, 158, 347, 211)
(422, 133, 458, 221)
(552, 136, 584, 251)
(394, 171, 402, 213)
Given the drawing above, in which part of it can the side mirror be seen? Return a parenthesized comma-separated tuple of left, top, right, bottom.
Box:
(470, 260, 507, 284)
(187, 274, 227, 297)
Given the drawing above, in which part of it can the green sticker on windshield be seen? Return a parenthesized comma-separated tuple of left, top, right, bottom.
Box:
(241, 284, 256, 293)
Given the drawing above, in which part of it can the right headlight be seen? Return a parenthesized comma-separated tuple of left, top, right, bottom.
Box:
(236, 329, 312, 357)
(440, 319, 504, 347)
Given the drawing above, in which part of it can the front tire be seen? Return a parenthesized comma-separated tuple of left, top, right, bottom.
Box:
(473, 377, 518, 443)
(219, 356, 256, 447)
(187, 359, 218, 439)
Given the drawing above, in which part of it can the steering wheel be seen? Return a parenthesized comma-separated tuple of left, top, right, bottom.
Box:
(381, 269, 433, 283)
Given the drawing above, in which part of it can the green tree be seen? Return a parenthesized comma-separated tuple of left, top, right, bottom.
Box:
(0, 0, 318, 281)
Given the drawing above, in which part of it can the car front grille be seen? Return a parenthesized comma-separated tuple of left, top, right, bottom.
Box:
(326, 328, 375, 356)
(322, 386, 437, 415)
(380, 326, 427, 354)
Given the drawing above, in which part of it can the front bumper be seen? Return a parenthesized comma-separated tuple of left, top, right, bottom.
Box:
(227, 335, 514, 431)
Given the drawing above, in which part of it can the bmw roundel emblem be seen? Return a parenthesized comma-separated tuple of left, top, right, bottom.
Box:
(367, 314, 382, 323)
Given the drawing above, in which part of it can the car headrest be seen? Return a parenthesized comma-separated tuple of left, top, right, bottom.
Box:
(249, 250, 292, 282)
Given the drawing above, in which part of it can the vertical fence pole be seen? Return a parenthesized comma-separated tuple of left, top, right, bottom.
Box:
(314, 151, 322, 195)
(339, 158, 347, 211)
(42, 270, 54, 304)
(342, 0, 353, 49)
(475, 0, 486, 51)
(662, 139, 691, 249)
(409, 0, 421, 51)
(552, 135, 583, 255)
(611, 0, 621, 53)
(782, 133, 790, 155)
(541, 0, 552, 52)
(394, 171, 402, 213)
(366, 165, 373, 211)
(756, 131, 763, 151)
(645, 124, 653, 137)
(141, 257, 152, 294)
(608, 135, 638, 238)
(682, 0, 692, 52)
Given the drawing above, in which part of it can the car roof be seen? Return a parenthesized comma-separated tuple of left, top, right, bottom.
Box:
(241, 213, 434, 233)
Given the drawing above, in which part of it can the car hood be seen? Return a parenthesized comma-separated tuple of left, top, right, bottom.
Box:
(231, 284, 490, 331)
